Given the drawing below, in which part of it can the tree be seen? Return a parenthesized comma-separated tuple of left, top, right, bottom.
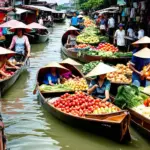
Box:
(81, 0, 104, 10)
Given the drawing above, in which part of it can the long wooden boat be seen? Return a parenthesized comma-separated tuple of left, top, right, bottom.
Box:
(61, 30, 79, 60)
(78, 54, 131, 65)
(0, 55, 29, 97)
(35, 30, 49, 43)
(36, 64, 131, 142)
(128, 108, 150, 138)
(0, 114, 6, 150)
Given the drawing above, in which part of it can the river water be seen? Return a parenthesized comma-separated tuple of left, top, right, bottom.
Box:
(1, 20, 150, 150)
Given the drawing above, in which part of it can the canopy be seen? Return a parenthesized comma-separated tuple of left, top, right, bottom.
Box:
(132, 36, 150, 45)
(0, 47, 15, 59)
(15, 8, 29, 15)
(23, 5, 56, 13)
(0, 19, 21, 28)
(9, 22, 31, 32)
(133, 47, 150, 59)
(61, 58, 82, 66)
(85, 63, 116, 77)
(27, 22, 47, 30)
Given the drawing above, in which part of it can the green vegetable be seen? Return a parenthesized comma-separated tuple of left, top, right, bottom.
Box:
(115, 85, 146, 108)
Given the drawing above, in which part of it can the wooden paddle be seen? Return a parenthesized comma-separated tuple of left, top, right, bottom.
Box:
(85, 110, 127, 120)
(33, 83, 39, 95)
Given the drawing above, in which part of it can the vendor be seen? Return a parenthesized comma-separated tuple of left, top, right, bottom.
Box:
(43, 68, 60, 86)
(66, 30, 78, 47)
(77, 15, 85, 31)
(0, 50, 19, 78)
(9, 29, 31, 58)
(86, 63, 116, 101)
(71, 13, 78, 28)
(129, 36, 150, 87)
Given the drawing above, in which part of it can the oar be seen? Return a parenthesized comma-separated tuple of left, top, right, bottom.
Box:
(33, 83, 39, 95)
(85, 110, 127, 120)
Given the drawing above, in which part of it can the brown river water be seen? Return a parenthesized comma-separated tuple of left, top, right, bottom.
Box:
(1, 19, 150, 150)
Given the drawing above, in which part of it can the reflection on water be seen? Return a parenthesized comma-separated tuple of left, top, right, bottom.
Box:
(1, 20, 150, 150)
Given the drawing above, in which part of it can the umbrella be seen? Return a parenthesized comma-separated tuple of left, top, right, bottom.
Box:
(132, 36, 150, 45)
(0, 19, 21, 28)
(0, 47, 15, 59)
(85, 63, 116, 77)
(42, 62, 69, 74)
(133, 47, 150, 58)
(61, 58, 82, 66)
(27, 22, 48, 30)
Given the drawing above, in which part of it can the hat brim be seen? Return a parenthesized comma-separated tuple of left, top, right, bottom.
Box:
(133, 47, 150, 58)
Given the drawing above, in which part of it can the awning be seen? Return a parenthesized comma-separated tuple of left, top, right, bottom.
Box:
(22, 5, 56, 13)
(94, 6, 119, 14)
(15, 8, 29, 14)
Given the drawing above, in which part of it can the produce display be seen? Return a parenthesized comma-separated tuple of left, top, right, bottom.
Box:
(107, 64, 132, 83)
(99, 36, 109, 42)
(76, 33, 100, 44)
(143, 97, 150, 107)
(81, 61, 99, 74)
(64, 77, 88, 91)
(83, 50, 132, 58)
(51, 92, 120, 117)
(139, 86, 150, 95)
(95, 43, 118, 52)
(142, 64, 150, 79)
(75, 44, 94, 50)
(39, 78, 88, 92)
(115, 85, 148, 109)
(83, 26, 100, 35)
(83, 18, 95, 27)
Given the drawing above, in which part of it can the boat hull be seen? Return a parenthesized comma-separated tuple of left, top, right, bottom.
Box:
(38, 92, 131, 142)
(0, 115, 5, 150)
(61, 46, 78, 60)
(0, 57, 29, 97)
(35, 33, 49, 43)
(54, 18, 65, 23)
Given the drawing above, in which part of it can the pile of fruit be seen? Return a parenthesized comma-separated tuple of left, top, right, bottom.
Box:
(64, 77, 88, 91)
(142, 64, 150, 79)
(95, 43, 118, 52)
(83, 18, 95, 27)
(75, 44, 90, 49)
(82, 61, 99, 74)
(144, 97, 150, 107)
(51, 92, 120, 117)
(76, 33, 100, 45)
(83, 26, 100, 35)
(107, 64, 132, 83)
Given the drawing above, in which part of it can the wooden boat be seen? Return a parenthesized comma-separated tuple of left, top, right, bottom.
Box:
(35, 30, 49, 43)
(36, 64, 131, 142)
(0, 114, 6, 150)
(61, 30, 79, 60)
(78, 54, 131, 65)
(0, 54, 29, 97)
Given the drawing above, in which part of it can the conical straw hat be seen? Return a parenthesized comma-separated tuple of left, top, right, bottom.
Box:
(67, 26, 79, 31)
(61, 58, 82, 66)
(44, 62, 69, 70)
(0, 47, 15, 58)
(133, 47, 150, 58)
(85, 62, 116, 77)
(132, 36, 150, 45)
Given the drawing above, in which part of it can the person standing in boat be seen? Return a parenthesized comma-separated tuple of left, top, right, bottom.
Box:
(129, 37, 150, 87)
(71, 13, 78, 28)
(86, 63, 116, 102)
(77, 15, 85, 31)
(9, 29, 31, 58)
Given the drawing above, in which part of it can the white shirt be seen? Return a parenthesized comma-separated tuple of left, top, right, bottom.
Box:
(127, 28, 135, 38)
(138, 29, 144, 39)
(114, 29, 125, 46)
(38, 19, 43, 25)
(48, 15, 52, 21)
(108, 17, 115, 28)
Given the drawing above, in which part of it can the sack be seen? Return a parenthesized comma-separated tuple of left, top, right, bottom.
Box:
(100, 25, 106, 30)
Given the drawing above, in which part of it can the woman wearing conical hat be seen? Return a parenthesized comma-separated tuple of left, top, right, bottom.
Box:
(129, 37, 150, 87)
(86, 63, 116, 102)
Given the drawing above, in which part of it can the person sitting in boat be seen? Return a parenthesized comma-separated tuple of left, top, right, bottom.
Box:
(66, 31, 78, 47)
(0, 55, 19, 78)
(43, 68, 60, 86)
(9, 29, 31, 58)
(86, 63, 116, 102)
(77, 15, 85, 31)
(61, 71, 76, 83)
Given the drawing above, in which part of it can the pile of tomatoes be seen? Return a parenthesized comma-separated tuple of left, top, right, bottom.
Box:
(144, 98, 150, 107)
(96, 43, 118, 52)
(51, 92, 118, 117)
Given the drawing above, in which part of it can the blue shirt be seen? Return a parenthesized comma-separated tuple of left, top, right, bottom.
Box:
(71, 16, 78, 26)
(43, 73, 59, 85)
(89, 79, 111, 99)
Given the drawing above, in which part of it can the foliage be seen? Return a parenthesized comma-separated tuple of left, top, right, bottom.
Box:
(81, 0, 104, 10)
